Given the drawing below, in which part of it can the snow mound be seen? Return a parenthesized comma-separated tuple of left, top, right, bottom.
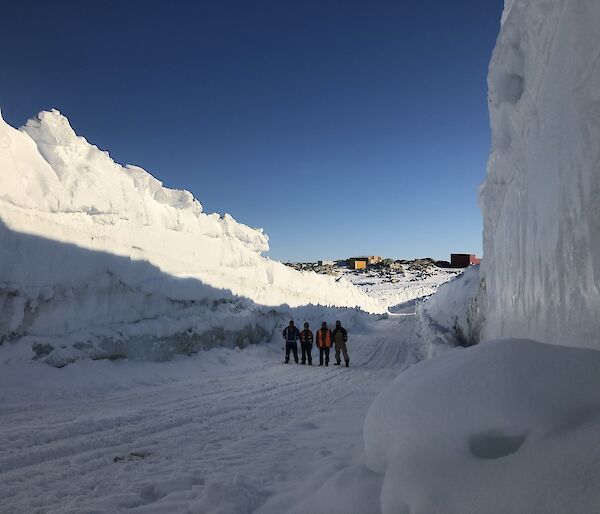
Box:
(416, 265, 483, 356)
(364, 339, 600, 514)
(0, 109, 384, 363)
(480, 0, 600, 349)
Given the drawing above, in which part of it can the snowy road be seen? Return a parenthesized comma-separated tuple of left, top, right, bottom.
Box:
(0, 315, 416, 514)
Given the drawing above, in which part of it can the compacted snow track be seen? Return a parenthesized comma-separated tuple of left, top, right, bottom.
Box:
(0, 315, 415, 514)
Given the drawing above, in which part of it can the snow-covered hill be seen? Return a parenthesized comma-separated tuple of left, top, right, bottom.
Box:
(342, 262, 461, 309)
(0, 109, 384, 364)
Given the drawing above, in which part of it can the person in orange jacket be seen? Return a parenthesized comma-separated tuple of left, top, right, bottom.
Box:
(315, 321, 333, 367)
(299, 322, 314, 365)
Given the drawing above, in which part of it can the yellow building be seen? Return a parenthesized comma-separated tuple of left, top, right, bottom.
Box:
(348, 258, 368, 270)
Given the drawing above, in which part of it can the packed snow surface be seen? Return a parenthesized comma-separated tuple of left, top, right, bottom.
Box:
(0, 109, 385, 363)
(0, 315, 416, 514)
(480, 0, 600, 349)
(364, 339, 600, 514)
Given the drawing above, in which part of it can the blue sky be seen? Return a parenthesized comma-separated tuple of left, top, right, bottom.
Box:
(2, 1, 503, 262)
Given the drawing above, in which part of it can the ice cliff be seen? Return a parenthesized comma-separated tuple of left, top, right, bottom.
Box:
(0, 109, 384, 364)
(480, 0, 600, 349)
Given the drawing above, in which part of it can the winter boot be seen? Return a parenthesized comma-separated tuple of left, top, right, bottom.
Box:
(334, 360, 341, 366)
(345, 360, 350, 367)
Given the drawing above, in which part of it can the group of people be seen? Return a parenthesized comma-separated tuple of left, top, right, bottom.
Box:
(282, 320, 350, 367)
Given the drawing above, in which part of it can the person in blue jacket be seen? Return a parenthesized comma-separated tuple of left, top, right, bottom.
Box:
(282, 320, 300, 364)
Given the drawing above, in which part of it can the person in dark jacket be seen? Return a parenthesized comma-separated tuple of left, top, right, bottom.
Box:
(282, 320, 300, 364)
(299, 322, 313, 365)
(332, 320, 350, 367)
(316, 321, 333, 366)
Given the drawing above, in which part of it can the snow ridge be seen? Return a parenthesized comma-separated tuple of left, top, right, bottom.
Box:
(0, 109, 384, 363)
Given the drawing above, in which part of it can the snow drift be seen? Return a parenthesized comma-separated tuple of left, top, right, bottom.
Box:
(416, 265, 483, 356)
(364, 339, 600, 514)
(480, 0, 600, 349)
(0, 109, 384, 364)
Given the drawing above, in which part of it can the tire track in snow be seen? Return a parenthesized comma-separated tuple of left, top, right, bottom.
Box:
(0, 317, 415, 513)
(0, 360, 348, 474)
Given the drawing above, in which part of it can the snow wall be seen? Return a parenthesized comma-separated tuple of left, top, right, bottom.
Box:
(0, 110, 385, 364)
(480, 0, 600, 349)
(416, 265, 483, 357)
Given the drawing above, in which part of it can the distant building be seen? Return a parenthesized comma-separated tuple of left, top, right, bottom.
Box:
(347, 256, 384, 269)
(450, 254, 481, 268)
(367, 256, 383, 265)
(348, 257, 368, 270)
(318, 260, 335, 266)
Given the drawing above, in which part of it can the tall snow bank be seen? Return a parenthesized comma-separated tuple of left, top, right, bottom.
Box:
(0, 109, 384, 363)
(416, 265, 483, 357)
(480, 0, 600, 348)
(364, 339, 600, 514)
(0, 109, 383, 313)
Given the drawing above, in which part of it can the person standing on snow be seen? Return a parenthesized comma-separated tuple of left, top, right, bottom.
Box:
(299, 322, 313, 365)
(316, 321, 333, 366)
(282, 320, 300, 364)
(332, 320, 350, 367)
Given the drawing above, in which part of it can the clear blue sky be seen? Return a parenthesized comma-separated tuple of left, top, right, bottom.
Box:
(2, 0, 503, 262)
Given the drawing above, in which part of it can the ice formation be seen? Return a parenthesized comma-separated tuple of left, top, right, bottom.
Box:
(0, 109, 384, 363)
(480, 0, 600, 349)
